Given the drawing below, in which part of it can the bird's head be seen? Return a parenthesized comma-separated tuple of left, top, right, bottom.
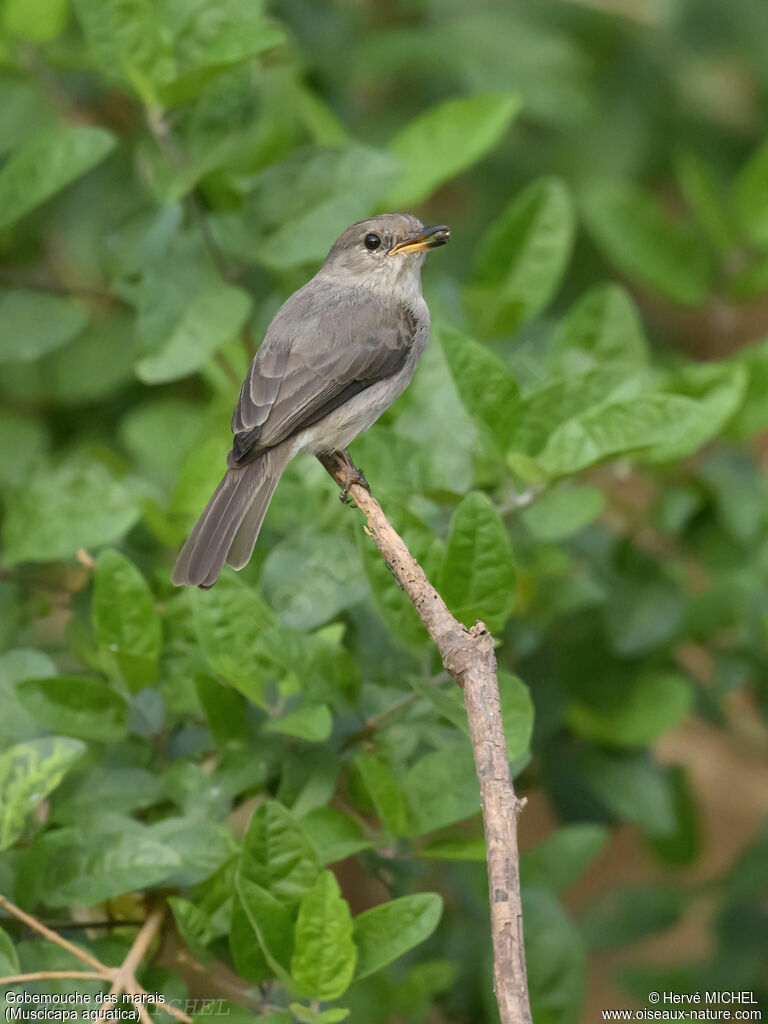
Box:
(322, 214, 450, 292)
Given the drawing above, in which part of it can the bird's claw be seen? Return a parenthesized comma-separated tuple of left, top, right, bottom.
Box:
(339, 465, 369, 504)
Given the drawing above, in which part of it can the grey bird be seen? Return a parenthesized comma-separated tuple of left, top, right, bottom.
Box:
(172, 213, 450, 588)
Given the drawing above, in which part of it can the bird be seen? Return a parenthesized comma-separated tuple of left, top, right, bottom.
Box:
(172, 213, 450, 588)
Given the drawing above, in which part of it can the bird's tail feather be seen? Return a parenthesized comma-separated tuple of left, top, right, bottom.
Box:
(171, 444, 290, 588)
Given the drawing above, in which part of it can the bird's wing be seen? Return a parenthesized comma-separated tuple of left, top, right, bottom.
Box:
(230, 285, 417, 464)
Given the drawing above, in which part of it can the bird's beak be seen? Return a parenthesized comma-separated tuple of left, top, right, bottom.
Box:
(388, 224, 451, 256)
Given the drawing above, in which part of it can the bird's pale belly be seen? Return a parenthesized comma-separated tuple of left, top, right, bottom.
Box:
(292, 334, 427, 457)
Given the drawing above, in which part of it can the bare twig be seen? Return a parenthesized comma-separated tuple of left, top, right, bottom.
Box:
(341, 690, 419, 749)
(144, 108, 239, 286)
(0, 895, 108, 973)
(317, 451, 532, 1024)
(0, 971, 104, 984)
(95, 907, 166, 1024)
(0, 272, 131, 309)
(0, 897, 191, 1024)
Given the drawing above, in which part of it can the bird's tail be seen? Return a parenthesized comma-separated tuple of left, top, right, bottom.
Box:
(171, 443, 291, 589)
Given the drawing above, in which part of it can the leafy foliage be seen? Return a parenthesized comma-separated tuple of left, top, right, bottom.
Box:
(1, 0, 767, 1021)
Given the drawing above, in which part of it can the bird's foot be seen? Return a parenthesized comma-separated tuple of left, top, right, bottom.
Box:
(338, 450, 369, 504)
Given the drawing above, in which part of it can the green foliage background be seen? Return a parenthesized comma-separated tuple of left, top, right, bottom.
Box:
(1, 0, 768, 1021)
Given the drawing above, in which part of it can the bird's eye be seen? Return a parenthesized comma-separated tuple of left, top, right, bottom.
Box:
(364, 233, 381, 251)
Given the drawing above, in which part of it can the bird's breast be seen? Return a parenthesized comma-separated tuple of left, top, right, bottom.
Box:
(295, 318, 429, 456)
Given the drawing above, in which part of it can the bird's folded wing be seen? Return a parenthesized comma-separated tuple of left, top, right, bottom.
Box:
(230, 286, 416, 464)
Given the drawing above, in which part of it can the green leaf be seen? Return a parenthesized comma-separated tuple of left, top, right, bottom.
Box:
(645, 363, 746, 463)
(150, 816, 236, 886)
(578, 751, 676, 836)
(354, 752, 408, 837)
(406, 742, 479, 835)
(0, 411, 47, 488)
(259, 531, 366, 631)
(290, 1007, 349, 1024)
(192, 574, 275, 701)
(581, 884, 686, 950)
(1, 457, 141, 567)
(551, 284, 648, 372)
(265, 703, 333, 743)
(536, 393, 720, 478)
(194, 1006, 286, 1024)
(0, 925, 20, 975)
(256, 625, 360, 710)
(357, 510, 435, 653)
(2, 0, 69, 41)
(23, 817, 182, 906)
(73, 0, 173, 106)
(299, 808, 370, 865)
(582, 181, 711, 306)
(726, 826, 768, 902)
(524, 888, 585, 1024)
(238, 800, 319, 905)
(0, 125, 116, 231)
(733, 136, 768, 249)
(417, 837, 486, 861)
(0, 79, 55, 156)
(440, 491, 515, 632)
(136, 281, 251, 384)
(44, 312, 138, 406)
(646, 765, 701, 867)
(409, 676, 468, 736)
(50, 765, 164, 823)
(212, 145, 400, 270)
(163, 0, 285, 102)
(353, 893, 443, 981)
(674, 148, 734, 252)
(521, 485, 605, 541)
(0, 737, 85, 849)
(0, 291, 88, 364)
(74, 0, 284, 106)
(498, 671, 534, 761)
(568, 670, 692, 747)
(92, 548, 162, 690)
(0, 648, 55, 747)
(512, 366, 642, 459)
(291, 870, 357, 1001)
(466, 177, 575, 335)
(229, 883, 276, 984)
(15, 676, 128, 743)
(728, 335, 768, 439)
(602, 576, 685, 656)
(520, 825, 609, 891)
(438, 326, 521, 450)
(120, 397, 202, 488)
(385, 93, 520, 208)
(168, 896, 217, 964)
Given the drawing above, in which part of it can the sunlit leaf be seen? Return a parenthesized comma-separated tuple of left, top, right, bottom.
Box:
(0, 125, 116, 231)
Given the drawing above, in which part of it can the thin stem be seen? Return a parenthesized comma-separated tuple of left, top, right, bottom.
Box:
(96, 906, 165, 1024)
(0, 272, 131, 309)
(0, 971, 106, 984)
(0, 895, 109, 974)
(342, 691, 419, 749)
(144, 108, 240, 285)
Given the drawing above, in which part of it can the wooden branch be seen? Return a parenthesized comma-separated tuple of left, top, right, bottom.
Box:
(0, 896, 191, 1024)
(0, 895, 108, 973)
(317, 451, 532, 1024)
(0, 971, 105, 984)
(95, 907, 172, 1024)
